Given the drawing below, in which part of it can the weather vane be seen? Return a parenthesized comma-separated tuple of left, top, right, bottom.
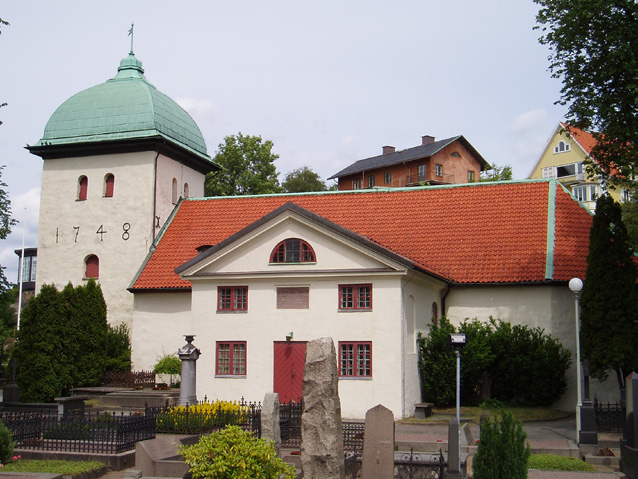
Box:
(128, 22, 134, 54)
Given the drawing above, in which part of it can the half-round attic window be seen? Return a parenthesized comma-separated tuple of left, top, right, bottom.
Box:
(270, 238, 316, 263)
(451, 152, 461, 158)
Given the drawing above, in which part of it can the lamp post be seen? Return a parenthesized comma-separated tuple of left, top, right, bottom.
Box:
(569, 277, 583, 438)
(447, 333, 466, 479)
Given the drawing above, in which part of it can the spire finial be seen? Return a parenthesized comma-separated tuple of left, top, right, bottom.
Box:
(128, 22, 134, 54)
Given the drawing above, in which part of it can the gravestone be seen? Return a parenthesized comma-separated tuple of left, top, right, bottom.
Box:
(621, 372, 638, 479)
(300, 337, 344, 479)
(447, 417, 463, 479)
(361, 404, 395, 479)
(2, 357, 20, 403)
(178, 335, 201, 406)
(262, 392, 282, 455)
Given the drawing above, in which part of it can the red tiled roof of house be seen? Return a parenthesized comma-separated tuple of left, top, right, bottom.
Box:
(561, 122, 597, 156)
(130, 180, 592, 290)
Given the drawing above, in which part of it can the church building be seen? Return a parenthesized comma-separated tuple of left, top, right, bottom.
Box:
(28, 51, 218, 328)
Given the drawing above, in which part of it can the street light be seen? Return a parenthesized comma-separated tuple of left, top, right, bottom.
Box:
(569, 277, 583, 439)
(448, 333, 466, 478)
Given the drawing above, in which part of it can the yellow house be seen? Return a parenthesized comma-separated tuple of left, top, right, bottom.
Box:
(528, 122, 627, 211)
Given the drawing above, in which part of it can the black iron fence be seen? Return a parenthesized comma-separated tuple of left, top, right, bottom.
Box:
(0, 410, 155, 454)
(594, 398, 625, 432)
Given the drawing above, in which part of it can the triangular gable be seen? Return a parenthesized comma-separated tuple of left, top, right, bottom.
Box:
(176, 202, 417, 280)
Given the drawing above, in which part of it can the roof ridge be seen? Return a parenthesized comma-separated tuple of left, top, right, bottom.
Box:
(185, 178, 555, 202)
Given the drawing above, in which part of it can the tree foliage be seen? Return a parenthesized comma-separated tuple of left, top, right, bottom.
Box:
(621, 186, 638, 252)
(473, 411, 530, 479)
(282, 166, 327, 193)
(13, 280, 131, 402)
(480, 164, 513, 182)
(205, 133, 282, 196)
(0, 166, 17, 294)
(579, 194, 637, 390)
(417, 317, 571, 406)
(535, 0, 638, 182)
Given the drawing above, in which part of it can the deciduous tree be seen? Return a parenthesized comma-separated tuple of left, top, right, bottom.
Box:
(282, 166, 327, 192)
(480, 164, 513, 182)
(205, 133, 282, 196)
(0, 166, 16, 294)
(534, 0, 638, 182)
(579, 194, 638, 390)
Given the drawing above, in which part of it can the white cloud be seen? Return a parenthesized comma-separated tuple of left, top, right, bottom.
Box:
(175, 98, 217, 116)
(509, 109, 549, 135)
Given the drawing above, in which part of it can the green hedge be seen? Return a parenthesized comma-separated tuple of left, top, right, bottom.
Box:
(417, 317, 571, 406)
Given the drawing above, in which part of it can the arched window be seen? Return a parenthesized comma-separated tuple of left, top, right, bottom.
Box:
(104, 174, 115, 198)
(172, 178, 178, 204)
(451, 152, 461, 158)
(78, 176, 88, 201)
(270, 238, 316, 263)
(184, 183, 189, 199)
(85, 255, 99, 278)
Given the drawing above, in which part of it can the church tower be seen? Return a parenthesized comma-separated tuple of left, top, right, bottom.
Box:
(28, 52, 218, 327)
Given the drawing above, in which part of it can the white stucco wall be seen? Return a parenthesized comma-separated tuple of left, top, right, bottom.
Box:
(445, 284, 620, 410)
(132, 216, 435, 419)
(155, 155, 206, 229)
(36, 151, 208, 329)
(37, 152, 158, 328)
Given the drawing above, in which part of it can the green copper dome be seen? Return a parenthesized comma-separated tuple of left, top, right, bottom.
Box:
(32, 53, 211, 164)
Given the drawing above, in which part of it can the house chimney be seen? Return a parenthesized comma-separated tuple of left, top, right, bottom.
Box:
(422, 135, 435, 145)
(382, 145, 396, 155)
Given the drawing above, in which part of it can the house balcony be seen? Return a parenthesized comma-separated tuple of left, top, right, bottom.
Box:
(558, 172, 586, 185)
(406, 171, 455, 186)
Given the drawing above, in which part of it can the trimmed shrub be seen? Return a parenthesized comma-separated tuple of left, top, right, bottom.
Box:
(180, 425, 295, 479)
(156, 400, 249, 434)
(0, 419, 15, 465)
(473, 411, 530, 479)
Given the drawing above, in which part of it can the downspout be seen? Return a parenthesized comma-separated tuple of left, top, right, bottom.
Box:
(441, 282, 451, 317)
(152, 152, 160, 241)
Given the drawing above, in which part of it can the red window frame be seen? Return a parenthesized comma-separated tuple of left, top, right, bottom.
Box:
(217, 286, 248, 311)
(104, 174, 115, 197)
(339, 341, 372, 378)
(270, 238, 316, 263)
(338, 284, 372, 311)
(85, 255, 99, 278)
(78, 176, 88, 201)
(215, 341, 246, 376)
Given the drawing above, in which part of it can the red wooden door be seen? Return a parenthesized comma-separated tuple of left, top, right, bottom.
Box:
(273, 341, 307, 403)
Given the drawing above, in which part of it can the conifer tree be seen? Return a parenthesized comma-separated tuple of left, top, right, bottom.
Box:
(579, 194, 638, 390)
(14, 284, 73, 402)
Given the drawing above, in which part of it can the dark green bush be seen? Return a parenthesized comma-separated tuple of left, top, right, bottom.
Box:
(0, 419, 15, 464)
(473, 411, 530, 479)
(417, 317, 571, 406)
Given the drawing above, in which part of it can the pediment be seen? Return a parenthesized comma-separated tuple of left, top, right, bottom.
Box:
(176, 203, 413, 281)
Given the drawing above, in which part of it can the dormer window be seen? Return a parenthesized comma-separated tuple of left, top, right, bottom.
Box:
(270, 238, 316, 263)
(554, 141, 570, 153)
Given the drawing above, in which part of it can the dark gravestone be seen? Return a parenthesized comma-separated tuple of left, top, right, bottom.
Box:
(361, 404, 395, 479)
(621, 372, 638, 479)
(2, 357, 20, 403)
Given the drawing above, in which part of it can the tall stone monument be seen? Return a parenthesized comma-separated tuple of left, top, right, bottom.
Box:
(178, 335, 201, 406)
(301, 337, 344, 479)
(262, 392, 282, 455)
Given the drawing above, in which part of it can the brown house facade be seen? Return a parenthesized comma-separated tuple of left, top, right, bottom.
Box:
(329, 135, 489, 190)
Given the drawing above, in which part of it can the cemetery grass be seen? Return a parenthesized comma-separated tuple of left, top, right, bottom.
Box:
(0, 459, 107, 476)
(401, 406, 568, 424)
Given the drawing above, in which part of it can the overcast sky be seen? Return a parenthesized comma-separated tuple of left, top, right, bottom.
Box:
(0, 1, 567, 283)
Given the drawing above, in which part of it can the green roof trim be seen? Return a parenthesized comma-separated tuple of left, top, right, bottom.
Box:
(545, 179, 557, 279)
(32, 53, 212, 165)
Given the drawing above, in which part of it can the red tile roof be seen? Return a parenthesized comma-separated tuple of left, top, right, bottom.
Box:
(561, 122, 597, 156)
(130, 180, 593, 290)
